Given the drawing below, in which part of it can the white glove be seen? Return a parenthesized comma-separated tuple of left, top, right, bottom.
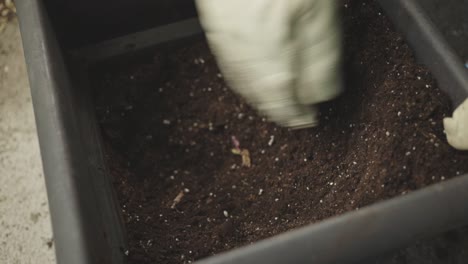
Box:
(195, 0, 342, 128)
(444, 98, 468, 150)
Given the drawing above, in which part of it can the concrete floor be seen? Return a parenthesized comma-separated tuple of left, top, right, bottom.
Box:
(0, 19, 56, 263)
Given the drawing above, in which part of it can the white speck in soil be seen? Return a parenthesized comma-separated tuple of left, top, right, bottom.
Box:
(274, 198, 279, 202)
(274, 217, 278, 221)
(417, 76, 421, 80)
(223, 210, 229, 217)
(304, 158, 308, 162)
(217, 73, 223, 78)
(268, 136, 275, 146)
(275, 157, 279, 162)
(329, 182, 334, 186)
(405, 151, 411, 156)
(159, 87, 164, 93)
(258, 189, 264, 195)
(238, 113, 244, 119)
(163, 119, 171, 125)
(353, 161, 357, 165)
(306, 187, 310, 191)
(124, 250, 129, 256)
(261, 149, 265, 154)
(184, 188, 190, 193)
(386, 131, 390, 136)
(320, 200, 323, 203)
(441, 176, 446, 180)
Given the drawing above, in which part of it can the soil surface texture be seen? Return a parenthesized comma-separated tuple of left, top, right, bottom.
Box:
(93, 0, 468, 263)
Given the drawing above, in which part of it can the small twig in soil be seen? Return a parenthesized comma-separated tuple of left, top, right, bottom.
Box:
(231, 136, 252, 167)
(268, 135, 275, 146)
(171, 191, 185, 209)
(240, 149, 251, 167)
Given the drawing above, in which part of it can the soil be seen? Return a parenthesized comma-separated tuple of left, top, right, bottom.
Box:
(92, 0, 468, 263)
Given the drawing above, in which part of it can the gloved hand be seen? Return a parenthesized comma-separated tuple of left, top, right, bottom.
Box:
(444, 99, 468, 150)
(195, 0, 342, 128)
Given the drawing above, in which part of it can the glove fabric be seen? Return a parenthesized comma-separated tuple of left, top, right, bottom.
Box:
(195, 0, 342, 128)
(444, 99, 468, 150)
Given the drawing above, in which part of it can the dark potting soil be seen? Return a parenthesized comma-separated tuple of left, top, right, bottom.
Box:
(92, 0, 468, 263)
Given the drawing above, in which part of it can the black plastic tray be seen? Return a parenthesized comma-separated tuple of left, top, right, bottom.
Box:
(16, 0, 468, 263)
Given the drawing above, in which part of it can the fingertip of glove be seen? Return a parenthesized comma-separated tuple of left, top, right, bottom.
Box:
(289, 121, 319, 130)
(443, 117, 456, 135)
(282, 111, 319, 129)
